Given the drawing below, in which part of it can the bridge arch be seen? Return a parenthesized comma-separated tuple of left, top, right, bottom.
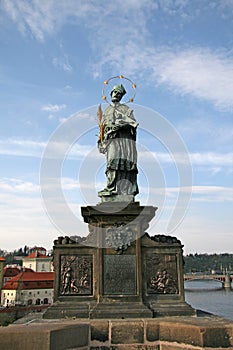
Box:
(184, 274, 232, 289)
(184, 277, 224, 286)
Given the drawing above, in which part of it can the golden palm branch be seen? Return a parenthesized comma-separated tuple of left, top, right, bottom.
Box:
(97, 104, 105, 143)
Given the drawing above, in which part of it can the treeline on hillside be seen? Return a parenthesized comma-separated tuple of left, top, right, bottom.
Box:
(0, 246, 31, 265)
(184, 253, 233, 274)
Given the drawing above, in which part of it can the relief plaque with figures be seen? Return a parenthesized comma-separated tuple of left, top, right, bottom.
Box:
(146, 253, 179, 294)
(60, 255, 93, 296)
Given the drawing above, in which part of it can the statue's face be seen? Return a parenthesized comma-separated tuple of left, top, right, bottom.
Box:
(111, 90, 123, 103)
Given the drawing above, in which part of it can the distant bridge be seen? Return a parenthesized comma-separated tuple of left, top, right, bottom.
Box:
(184, 274, 232, 289)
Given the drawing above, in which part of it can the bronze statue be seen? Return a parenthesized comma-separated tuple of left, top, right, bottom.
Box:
(98, 83, 139, 199)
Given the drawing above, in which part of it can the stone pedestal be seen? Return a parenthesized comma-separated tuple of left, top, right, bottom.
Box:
(44, 202, 194, 319)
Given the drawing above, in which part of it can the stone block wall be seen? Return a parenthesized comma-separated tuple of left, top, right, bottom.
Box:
(0, 317, 233, 349)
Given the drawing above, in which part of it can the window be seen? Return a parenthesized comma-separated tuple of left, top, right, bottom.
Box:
(29, 292, 32, 295)
(37, 291, 40, 294)
(27, 299, 32, 305)
(45, 291, 47, 294)
(35, 298, 40, 305)
(43, 298, 48, 304)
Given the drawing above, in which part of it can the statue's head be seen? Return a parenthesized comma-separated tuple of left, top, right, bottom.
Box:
(110, 84, 126, 103)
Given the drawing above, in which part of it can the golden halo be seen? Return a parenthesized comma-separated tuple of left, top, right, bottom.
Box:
(102, 75, 137, 104)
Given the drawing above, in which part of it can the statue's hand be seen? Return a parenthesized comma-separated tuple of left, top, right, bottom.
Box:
(98, 142, 107, 154)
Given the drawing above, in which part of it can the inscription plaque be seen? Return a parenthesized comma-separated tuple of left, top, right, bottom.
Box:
(103, 255, 136, 295)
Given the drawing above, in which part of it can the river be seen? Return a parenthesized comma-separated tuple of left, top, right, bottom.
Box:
(185, 280, 233, 321)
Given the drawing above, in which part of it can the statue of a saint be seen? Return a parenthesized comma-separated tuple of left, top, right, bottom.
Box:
(98, 84, 139, 199)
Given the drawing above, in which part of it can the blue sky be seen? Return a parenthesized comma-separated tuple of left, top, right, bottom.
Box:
(0, 0, 232, 253)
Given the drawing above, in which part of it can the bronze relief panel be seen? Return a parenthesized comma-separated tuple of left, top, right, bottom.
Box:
(146, 253, 179, 294)
(60, 255, 93, 295)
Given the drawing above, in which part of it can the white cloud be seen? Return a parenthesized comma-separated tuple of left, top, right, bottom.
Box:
(141, 184, 233, 202)
(52, 57, 72, 72)
(0, 178, 39, 194)
(154, 48, 233, 111)
(140, 151, 233, 167)
(61, 177, 105, 191)
(59, 111, 95, 124)
(0, 139, 46, 157)
(1, 0, 155, 43)
(1, 0, 106, 41)
(177, 119, 233, 147)
(94, 43, 233, 111)
(0, 138, 92, 158)
(183, 185, 233, 202)
(71, 112, 94, 120)
(192, 185, 232, 196)
(221, 0, 233, 10)
(2, 0, 69, 41)
(157, 0, 189, 14)
(0, 190, 58, 251)
(41, 103, 66, 112)
(208, 167, 221, 175)
(2, 1, 233, 110)
(189, 152, 233, 166)
(0, 139, 232, 168)
(1, 0, 56, 41)
(59, 117, 67, 124)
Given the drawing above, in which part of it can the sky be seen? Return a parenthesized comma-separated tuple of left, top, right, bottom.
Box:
(0, 0, 232, 254)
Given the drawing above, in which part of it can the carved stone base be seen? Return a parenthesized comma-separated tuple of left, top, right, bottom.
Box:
(44, 300, 153, 319)
(43, 301, 91, 319)
(150, 302, 196, 317)
(90, 302, 153, 319)
(44, 202, 196, 320)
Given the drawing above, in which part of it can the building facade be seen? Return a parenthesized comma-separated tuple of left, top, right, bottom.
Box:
(3, 265, 23, 286)
(1, 270, 54, 307)
(22, 251, 53, 272)
(0, 257, 5, 303)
